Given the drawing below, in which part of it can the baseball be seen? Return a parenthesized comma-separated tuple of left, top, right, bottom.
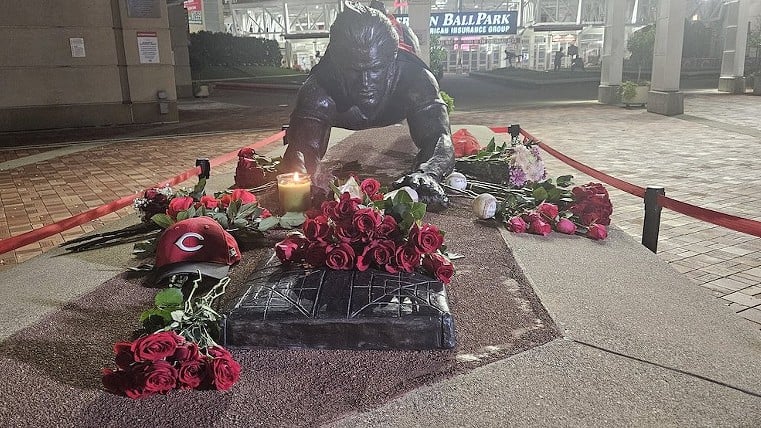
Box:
(472, 193, 498, 219)
(444, 172, 468, 190)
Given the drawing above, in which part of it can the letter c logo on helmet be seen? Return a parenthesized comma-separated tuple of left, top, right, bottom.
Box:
(175, 232, 204, 252)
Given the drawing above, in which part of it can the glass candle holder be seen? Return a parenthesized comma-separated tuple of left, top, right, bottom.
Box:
(277, 172, 311, 212)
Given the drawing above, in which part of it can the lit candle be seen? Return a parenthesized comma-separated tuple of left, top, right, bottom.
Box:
(277, 172, 312, 212)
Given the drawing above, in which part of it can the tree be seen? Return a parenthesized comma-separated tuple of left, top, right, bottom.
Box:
(627, 24, 655, 82)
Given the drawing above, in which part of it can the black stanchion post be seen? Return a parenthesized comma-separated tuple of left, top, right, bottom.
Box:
(642, 186, 665, 253)
(508, 124, 521, 142)
(282, 124, 289, 145)
(195, 158, 211, 179)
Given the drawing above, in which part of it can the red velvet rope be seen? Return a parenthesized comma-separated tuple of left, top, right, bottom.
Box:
(489, 126, 761, 238)
(0, 130, 285, 256)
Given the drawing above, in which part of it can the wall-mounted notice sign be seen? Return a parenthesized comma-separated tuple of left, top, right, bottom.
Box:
(127, 0, 161, 18)
(395, 11, 518, 36)
(137, 31, 159, 64)
(183, 0, 203, 24)
(69, 37, 86, 57)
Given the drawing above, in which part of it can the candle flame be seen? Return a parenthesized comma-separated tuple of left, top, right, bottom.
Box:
(293, 172, 300, 181)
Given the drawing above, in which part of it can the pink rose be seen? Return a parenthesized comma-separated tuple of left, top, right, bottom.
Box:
(360, 178, 381, 196)
(166, 196, 194, 218)
(231, 189, 257, 205)
(409, 224, 445, 254)
(356, 239, 396, 271)
(130, 331, 184, 362)
(422, 253, 455, 284)
(556, 218, 577, 235)
(586, 224, 608, 240)
(335, 221, 362, 243)
(275, 233, 308, 262)
(325, 243, 356, 270)
(320, 200, 340, 220)
(537, 202, 559, 220)
(303, 215, 331, 242)
(198, 195, 219, 210)
(507, 216, 527, 233)
(529, 219, 552, 236)
(260, 208, 272, 219)
(395, 244, 421, 273)
(178, 359, 207, 390)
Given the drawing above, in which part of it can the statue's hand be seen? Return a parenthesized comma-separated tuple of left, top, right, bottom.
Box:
(391, 172, 449, 212)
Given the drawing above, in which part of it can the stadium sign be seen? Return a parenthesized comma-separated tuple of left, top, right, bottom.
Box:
(395, 11, 518, 36)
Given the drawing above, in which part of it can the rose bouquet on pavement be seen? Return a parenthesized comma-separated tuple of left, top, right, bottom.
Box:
(103, 274, 242, 398)
(455, 137, 546, 188)
(274, 177, 455, 284)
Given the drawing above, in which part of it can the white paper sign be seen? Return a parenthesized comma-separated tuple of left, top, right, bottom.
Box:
(70, 37, 86, 58)
(137, 31, 159, 64)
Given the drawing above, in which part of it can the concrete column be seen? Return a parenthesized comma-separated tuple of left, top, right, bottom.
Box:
(647, 0, 685, 116)
(719, 0, 750, 93)
(598, 0, 627, 104)
(407, 0, 432, 65)
(202, 0, 224, 32)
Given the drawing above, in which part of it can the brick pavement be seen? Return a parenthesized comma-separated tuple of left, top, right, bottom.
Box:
(1, 90, 759, 327)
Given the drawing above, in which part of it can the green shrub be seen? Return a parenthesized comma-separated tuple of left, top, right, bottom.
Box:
(189, 32, 282, 71)
(439, 90, 454, 113)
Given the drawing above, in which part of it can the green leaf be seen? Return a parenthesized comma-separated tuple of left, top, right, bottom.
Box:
(485, 137, 496, 153)
(532, 187, 549, 201)
(329, 181, 342, 198)
(170, 310, 186, 322)
(176, 210, 189, 222)
(139, 308, 172, 324)
(257, 216, 281, 231)
(556, 175, 574, 187)
(409, 202, 427, 221)
(155, 288, 184, 308)
(151, 213, 174, 229)
(227, 199, 241, 221)
(237, 203, 261, 219)
(210, 212, 229, 229)
(547, 187, 562, 202)
(190, 178, 207, 200)
(186, 205, 197, 218)
(393, 189, 413, 205)
(280, 211, 306, 228)
(232, 218, 248, 228)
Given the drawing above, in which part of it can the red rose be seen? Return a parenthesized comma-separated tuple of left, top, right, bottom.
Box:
(395, 244, 421, 273)
(537, 202, 559, 220)
(135, 360, 178, 395)
(409, 224, 445, 254)
(356, 239, 396, 271)
(208, 354, 241, 391)
(261, 208, 272, 219)
(172, 341, 200, 363)
(335, 221, 362, 243)
(207, 346, 233, 360)
(336, 192, 361, 221)
(556, 218, 577, 235)
(360, 178, 381, 196)
(529, 219, 552, 236)
(102, 368, 133, 396)
(219, 194, 233, 208)
(130, 331, 183, 362)
(238, 147, 256, 158)
(422, 253, 455, 284)
(198, 195, 219, 210)
(586, 224, 608, 240)
(570, 183, 613, 226)
(507, 216, 527, 233)
(325, 243, 356, 270)
(304, 241, 328, 267)
(231, 189, 257, 205)
(303, 215, 331, 242)
(275, 233, 308, 263)
(178, 359, 207, 390)
(113, 342, 135, 370)
(523, 212, 541, 223)
(166, 196, 194, 218)
(352, 208, 382, 237)
(144, 188, 159, 200)
(320, 200, 340, 220)
(370, 193, 385, 201)
(376, 215, 399, 240)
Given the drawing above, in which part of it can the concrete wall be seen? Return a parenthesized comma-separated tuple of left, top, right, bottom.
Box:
(0, 0, 179, 132)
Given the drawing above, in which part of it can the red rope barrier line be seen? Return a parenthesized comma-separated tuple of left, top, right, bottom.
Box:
(0, 130, 285, 256)
(489, 126, 761, 238)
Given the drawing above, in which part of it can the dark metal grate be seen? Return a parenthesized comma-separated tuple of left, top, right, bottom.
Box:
(235, 267, 451, 321)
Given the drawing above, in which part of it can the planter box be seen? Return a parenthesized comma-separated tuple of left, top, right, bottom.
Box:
(754, 75, 761, 96)
(622, 85, 649, 106)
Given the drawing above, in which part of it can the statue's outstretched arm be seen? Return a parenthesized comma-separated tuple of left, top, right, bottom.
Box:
(282, 80, 335, 174)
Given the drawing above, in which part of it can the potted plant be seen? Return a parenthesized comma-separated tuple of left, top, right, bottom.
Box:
(752, 71, 761, 96)
(618, 80, 649, 106)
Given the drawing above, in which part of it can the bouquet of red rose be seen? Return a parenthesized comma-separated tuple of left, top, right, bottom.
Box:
(274, 177, 455, 284)
(102, 331, 241, 399)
